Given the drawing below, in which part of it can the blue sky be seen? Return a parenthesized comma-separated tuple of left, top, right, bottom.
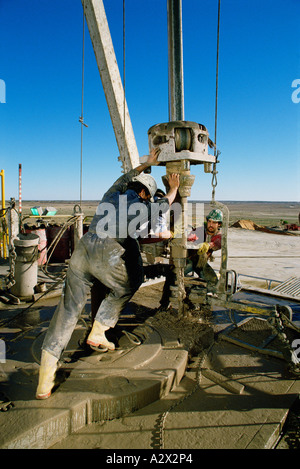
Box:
(0, 0, 299, 202)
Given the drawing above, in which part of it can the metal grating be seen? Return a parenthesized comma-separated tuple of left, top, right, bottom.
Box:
(272, 277, 300, 298)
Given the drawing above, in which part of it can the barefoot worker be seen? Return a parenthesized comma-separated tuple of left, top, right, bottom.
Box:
(36, 148, 180, 399)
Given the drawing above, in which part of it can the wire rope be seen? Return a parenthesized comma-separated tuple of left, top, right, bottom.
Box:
(79, 3, 88, 206)
(214, 0, 221, 149)
(123, 0, 126, 165)
(211, 0, 221, 202)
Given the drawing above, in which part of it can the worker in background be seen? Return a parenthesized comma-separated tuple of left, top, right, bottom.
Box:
(159, 208, 222, 309)
(36, 148, 180, 399)
(185, 208, 223, 287)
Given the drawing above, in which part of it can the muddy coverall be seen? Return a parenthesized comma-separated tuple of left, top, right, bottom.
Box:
(185, 228, 222, 284)
(42, 169, 170, 359)
(160, 227, 222, 307)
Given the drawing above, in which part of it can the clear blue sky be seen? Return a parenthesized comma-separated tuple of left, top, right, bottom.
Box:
(1, 0, 299, 202)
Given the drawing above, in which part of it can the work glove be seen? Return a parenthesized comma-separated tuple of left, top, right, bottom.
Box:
(196, 242, 210, 269)
(197, 242, 210, 254)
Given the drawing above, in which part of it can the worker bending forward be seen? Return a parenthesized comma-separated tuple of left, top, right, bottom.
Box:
(36, 149, 179, 399)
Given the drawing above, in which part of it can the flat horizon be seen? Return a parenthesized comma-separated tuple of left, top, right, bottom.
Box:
(16, 200, 300, 204)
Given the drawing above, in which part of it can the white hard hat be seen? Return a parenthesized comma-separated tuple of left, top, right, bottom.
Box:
(132, 173, 157, 201)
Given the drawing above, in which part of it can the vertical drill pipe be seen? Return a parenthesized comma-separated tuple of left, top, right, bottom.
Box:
(0, 169, 8, 258)
(210, 200, 229, 296)
(167, 0, 189, 315)
(18, 164, 22, 217)
(167, 0, 184, 121)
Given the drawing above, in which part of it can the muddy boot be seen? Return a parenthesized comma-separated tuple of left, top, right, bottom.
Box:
(86, 320, 115, 351)
(36, 350, 58, 400)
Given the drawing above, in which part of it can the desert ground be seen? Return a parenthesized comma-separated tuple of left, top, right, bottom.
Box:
(20, 199, 300, 228)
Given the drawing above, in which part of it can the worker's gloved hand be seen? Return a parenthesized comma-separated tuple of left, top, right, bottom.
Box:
(197, 242, 210, 255)
(196, 242, 210, 269)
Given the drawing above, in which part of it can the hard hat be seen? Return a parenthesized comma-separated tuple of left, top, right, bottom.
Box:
(155, 188, 166, 198)
(132, 173, 157, 201)
(206, 208, 223, 223)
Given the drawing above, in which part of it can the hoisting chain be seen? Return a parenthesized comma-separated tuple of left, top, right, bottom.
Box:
(211, 150, 220, 203)
(151, 344, 214, 449)
(268, 307, 300, 375)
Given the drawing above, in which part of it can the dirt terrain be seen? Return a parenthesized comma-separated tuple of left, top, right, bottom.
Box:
(20, 200, 300, 228)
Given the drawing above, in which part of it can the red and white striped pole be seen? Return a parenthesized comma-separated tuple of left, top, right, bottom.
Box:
(18, 164, 22, 216)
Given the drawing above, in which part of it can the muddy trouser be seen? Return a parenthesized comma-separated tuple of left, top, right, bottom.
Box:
(160, 258, 218, 306)
(160, 265, 175, 308)
(185, 258, 218, 285)
(42, 233, 143, 359)
(91, 237, 144, 321)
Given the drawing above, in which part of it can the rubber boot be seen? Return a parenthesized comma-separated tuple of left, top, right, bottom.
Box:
(36, 350, 58, 400)
(86, 320, 115, 351)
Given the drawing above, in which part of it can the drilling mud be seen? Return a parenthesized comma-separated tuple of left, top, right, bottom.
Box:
(128, 280, 214, 357)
